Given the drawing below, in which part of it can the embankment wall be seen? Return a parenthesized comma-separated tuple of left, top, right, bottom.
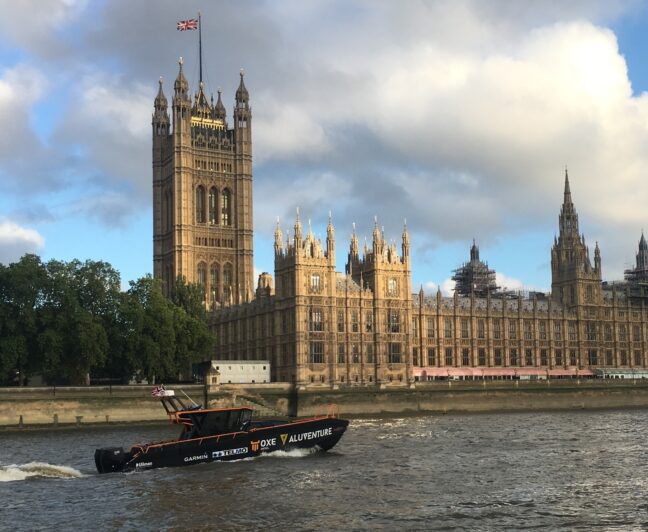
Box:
(2, 380, 648, 429)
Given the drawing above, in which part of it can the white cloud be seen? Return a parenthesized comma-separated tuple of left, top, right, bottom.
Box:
(424, 278, 456, 297)
(0, 219, 45, 264)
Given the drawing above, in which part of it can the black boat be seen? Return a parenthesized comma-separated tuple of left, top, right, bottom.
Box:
(95, 388, 349, 473)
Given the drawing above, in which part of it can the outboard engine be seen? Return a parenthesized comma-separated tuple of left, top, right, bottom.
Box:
(95, 447, 129, 474)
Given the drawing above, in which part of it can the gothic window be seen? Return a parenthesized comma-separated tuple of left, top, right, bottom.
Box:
(412, 347, 419, 366)
(412, 318, 418, 338)
(389, 310, 400, 333)
(337, 311, 345, 332)
(195, 186, 206, 223)
(338, 344, 345, 363)
(351, 311, 359, 333)
(365, 312, 373, 333)
(444, 317, 452, 339)
(569, 350, 577, 366)
(352, 345, 359, 363)
(309, 308, 323, 332)
(366, 344, 374, 363)
(309, 342, 324, 364)
(540, 349, 548, 366)
(539, 321, 547, 340)
(525, 349, 533, 366)
(462, 348, 470, 366)
(461, 319, 469, 339)
(310, 274, 320, 292)
(586, 322, 597, 341)
(604, 324, 612, 342)
(164, 190, 172, 231)
(619, 325, 627, 342)
(568, 322, 577, 341)
(588, 349, 599, 365)
(633, 325, 641, 342)
(427, 317, 435, 338)
(510, 348, 518, 366)
(197, 262, 207, 301)
(477, 319, 485, 339)
(210, 264, 219, 303)
(428, 348, 436, 366)
(387, 278, 397, 296)
(223, 264, 233, 301)
(555, 350, 563, 366)
(445, 347, 453, 366)
(493, 319, 501, 340)
(478, 348, 486, 366)
(524, 320, 533, 340)
(209, 187, 218, 224)
(508, 319, 517, 340)
(494, 348, 502, 366)
(389, 343, 402, 364)
(606, 350, 613, 366)
(620, 350, 628, 365)
(634, 350, 642, 366)
(221, 189, 231, 226)
(554, 322, 562, 341)
(586, 285, 594, 303)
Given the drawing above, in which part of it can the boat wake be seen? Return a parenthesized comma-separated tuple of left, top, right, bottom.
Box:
(0, 462, 83, 483)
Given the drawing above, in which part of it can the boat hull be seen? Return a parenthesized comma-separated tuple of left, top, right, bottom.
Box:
(95, 417, 348, 473)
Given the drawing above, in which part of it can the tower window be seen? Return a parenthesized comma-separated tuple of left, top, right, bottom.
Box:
(209, 187, 218, 225)
(221, 189, 231, 226)
(195, 186, 206, 223)
(310, 274, 320, 290)
(210, 264, 219, 304)
(223, 264, 233, 301)
(197, 262, 207, 301)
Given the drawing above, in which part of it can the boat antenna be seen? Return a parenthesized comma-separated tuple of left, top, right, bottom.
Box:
(180, 389, 198, 406)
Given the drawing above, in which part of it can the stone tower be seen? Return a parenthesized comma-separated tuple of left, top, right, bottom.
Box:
(152, 59, 253, 307)
(551, 170, 602, 307)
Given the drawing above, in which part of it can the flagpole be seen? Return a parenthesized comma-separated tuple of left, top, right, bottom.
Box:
(198, 11, 203, 84)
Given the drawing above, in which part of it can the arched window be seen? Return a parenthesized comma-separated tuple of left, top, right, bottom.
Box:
(209, 187, 218, 225)
(197, 262, 207, 301)
(223, 263, 233, 301)
(164, 190, 172, 231)
(210, 264, 220, 303)
(196, 186, 206, 223)
(221, 189, 231, 226)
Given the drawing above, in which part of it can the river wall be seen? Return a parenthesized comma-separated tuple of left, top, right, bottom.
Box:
(2, 380, 648, 428)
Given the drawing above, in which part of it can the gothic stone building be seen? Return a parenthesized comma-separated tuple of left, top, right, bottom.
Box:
(153, 63, 648, 386)
(152, 59, 253, 305)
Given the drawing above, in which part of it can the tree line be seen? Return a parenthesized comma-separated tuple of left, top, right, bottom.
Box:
(0, 254, 215, 386)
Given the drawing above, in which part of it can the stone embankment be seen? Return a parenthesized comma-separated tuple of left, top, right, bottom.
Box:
(2, 379, 648, 429)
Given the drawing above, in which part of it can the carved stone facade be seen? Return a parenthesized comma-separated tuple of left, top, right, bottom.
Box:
(209, 175, 648, 385)
(153, 66, 647, 386)
(152, 59, 253, 305)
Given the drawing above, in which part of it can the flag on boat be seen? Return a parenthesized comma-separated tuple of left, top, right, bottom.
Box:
(177, 19, 198, 31)
(151, 385, 166, 397)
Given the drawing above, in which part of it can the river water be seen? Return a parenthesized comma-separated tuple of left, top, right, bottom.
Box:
(1, 409, 648, 531)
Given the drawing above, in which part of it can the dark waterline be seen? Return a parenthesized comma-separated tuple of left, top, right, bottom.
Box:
(2, 410, 648, 531)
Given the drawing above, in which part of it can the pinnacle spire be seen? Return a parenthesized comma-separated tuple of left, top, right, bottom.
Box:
(563, 166, 572, 205)
(214, 88, 226, 120)
(236, 68, 249, 103)
(640, 231, 647, 251)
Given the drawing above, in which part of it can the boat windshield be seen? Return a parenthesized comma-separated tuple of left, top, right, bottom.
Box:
(178, 408, 253, 439)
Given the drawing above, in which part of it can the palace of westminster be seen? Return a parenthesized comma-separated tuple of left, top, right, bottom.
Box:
(153, 58, 648, 386)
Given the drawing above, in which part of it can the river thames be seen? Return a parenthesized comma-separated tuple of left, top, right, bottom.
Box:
(2, 409, 647, 530)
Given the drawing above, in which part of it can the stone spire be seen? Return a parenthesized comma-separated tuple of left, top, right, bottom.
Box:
(326, 212, 335, 260)
(401, 219, 410, 261)
(214, 88, 226, 120)
(235, 69, 249, 105)
(174, 57, 189, 99)
(294, 207, 302, 246)
(274, 218, 283, 256)
(594, 241, 601, 274)
(470, 238, 479, 262)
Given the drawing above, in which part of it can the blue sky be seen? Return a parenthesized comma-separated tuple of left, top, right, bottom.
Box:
(1, 0, 648, 294)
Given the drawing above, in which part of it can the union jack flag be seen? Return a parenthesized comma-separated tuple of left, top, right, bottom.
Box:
(151, 385, 166, 397)
(177, 19, 198, 31)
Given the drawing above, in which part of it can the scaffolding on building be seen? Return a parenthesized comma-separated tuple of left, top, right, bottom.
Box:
(452, 240, 500, 297)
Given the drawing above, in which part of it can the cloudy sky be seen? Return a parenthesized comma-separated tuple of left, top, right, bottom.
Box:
(1, 0, 648, 293)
